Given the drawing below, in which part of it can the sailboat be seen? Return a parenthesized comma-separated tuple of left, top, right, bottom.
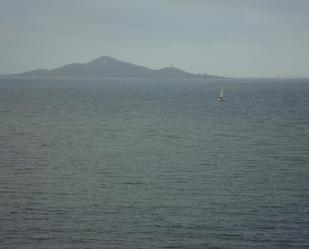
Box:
(217, 81, 225, 102)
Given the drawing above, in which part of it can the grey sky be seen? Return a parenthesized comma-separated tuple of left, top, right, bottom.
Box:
(1, 0, 308, 77)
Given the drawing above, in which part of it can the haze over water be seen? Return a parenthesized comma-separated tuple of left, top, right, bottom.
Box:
(0, 78, 309, 248)
(1, 1, 309, 78)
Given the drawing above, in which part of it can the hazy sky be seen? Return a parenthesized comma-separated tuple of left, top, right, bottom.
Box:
(1, 0, 308, 77)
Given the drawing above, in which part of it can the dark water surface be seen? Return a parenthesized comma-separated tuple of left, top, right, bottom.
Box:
(0, 78, 309, 248)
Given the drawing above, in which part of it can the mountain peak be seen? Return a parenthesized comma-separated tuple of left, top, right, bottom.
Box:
(87, 55, 120, 65)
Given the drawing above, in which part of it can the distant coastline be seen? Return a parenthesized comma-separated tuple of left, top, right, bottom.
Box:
(0, 56, 223, 80)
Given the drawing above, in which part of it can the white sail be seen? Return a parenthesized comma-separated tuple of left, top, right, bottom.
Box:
(219, 83, 224, 98)
(217, 81, 225, 101)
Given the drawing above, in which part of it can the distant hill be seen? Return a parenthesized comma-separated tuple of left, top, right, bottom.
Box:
(6, 56, 221, 79)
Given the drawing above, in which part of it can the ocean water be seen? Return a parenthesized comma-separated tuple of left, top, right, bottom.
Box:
(0, 78, 309, 249)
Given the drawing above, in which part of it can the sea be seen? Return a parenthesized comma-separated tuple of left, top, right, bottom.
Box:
(0, 78, 309, 249)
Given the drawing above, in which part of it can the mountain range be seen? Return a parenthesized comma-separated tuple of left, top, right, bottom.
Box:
(4, 56, 220, 79)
